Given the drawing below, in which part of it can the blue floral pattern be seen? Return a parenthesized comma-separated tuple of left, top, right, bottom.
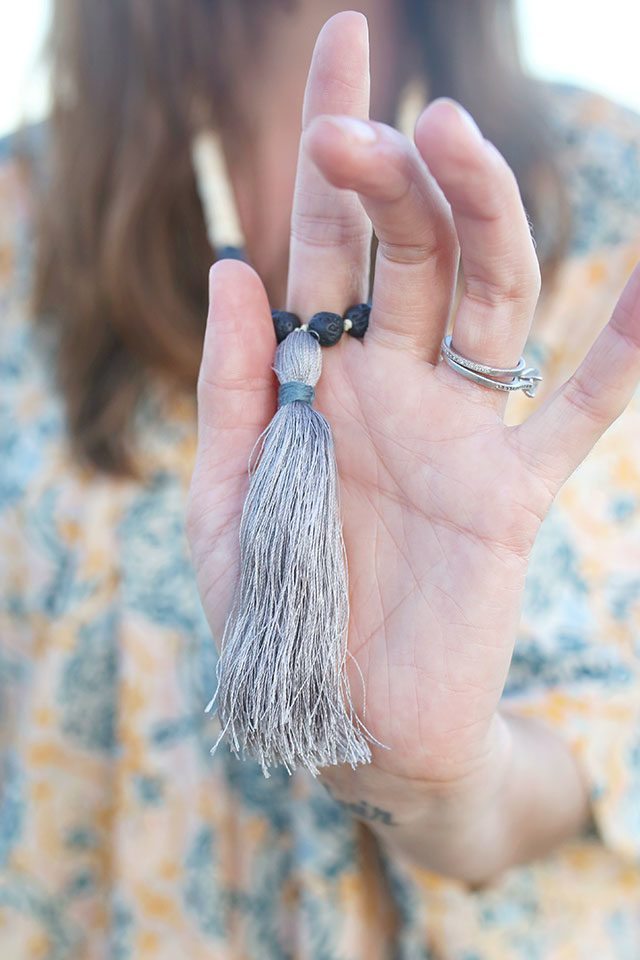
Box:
(1, 86, 640, 958)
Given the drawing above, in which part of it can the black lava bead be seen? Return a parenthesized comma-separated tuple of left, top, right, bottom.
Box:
(308, 311, 344, 347)
(272, 310, 301, 344)
(344, 302, 370, 339)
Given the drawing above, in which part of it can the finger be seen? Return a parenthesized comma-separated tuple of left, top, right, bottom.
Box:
(286, 11, 372, 319)
(188, 260, 275, 637)
(306, 115, 457, 363)
(415, 100, 541, 405)
(514, 262, 640, 490)
(194, 259, 275, 484)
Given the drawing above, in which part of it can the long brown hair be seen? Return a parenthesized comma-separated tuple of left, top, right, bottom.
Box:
(34, 0, 569, 475)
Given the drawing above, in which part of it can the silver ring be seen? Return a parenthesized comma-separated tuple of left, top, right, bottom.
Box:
(440, 335, 542, 399)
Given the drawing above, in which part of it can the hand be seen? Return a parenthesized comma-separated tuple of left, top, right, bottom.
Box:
(187, 13, 640, 792)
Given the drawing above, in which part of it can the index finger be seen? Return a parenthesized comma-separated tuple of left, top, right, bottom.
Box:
(286, 11, 372, 319)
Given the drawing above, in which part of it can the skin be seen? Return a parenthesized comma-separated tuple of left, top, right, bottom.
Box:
(223, 0, 402, 299)
(187, 10, 640, 884)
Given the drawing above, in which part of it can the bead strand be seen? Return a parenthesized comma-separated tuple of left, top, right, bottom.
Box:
(272, 303, 371, 346)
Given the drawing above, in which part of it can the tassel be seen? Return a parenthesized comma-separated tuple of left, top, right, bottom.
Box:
(209, 326, 374, 776)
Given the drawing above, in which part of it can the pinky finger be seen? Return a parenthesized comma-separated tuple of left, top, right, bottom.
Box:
(515, 262, 640, 489)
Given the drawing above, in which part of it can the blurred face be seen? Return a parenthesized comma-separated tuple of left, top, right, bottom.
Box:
(244, 0, 407, 123)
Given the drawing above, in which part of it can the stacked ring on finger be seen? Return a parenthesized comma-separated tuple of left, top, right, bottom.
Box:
(440, 334, 543, 398)
(272, 303, 371, 346)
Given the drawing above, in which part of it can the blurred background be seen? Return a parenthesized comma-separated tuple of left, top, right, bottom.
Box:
(1, 3, 639, 957)
(1, 0, 640, 137)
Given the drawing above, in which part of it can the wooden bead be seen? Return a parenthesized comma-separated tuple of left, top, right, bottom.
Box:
(272, 310, 301, 344)
(344, 303, 370, 339)
(308, 311, 344, 347)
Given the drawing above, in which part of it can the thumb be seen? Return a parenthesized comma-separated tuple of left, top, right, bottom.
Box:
(194, 258, 277, 483)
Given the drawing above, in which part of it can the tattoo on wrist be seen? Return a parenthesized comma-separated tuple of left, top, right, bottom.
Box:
(337, 797, 398, 826)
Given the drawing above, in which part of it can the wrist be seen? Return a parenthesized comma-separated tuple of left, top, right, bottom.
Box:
(320, 713, 513, 828)
(320, 715, 514, 883)
(321, 714, 513, 833)
(320, 711, 590, 884)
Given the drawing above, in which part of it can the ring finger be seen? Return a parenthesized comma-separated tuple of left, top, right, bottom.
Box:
(415, 99, 542, 412)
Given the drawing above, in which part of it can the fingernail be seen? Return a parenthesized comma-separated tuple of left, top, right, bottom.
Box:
(325, 116, 378, 145)
(450, 101, 483, 141)
(429, 98, 483, 142)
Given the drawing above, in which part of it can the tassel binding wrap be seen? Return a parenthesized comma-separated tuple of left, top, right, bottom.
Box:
(209, 328, 374, 776)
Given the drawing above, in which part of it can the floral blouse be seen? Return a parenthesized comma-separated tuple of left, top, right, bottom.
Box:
(1, 85, 640, 960)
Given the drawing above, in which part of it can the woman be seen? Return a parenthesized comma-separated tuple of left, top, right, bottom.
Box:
(1, 1, 639, 957)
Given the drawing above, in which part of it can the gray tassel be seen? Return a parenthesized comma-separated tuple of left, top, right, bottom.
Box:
(207, 328, 374, 776)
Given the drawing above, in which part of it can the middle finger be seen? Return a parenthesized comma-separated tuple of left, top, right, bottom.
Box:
(306, 115, 458, 364)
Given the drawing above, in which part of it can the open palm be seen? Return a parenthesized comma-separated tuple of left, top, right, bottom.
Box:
(187, 13, 640, 783)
